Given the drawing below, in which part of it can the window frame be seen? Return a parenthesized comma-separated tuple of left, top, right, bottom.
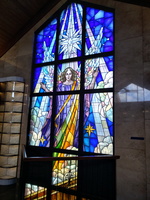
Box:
(27, 0, 115, 157)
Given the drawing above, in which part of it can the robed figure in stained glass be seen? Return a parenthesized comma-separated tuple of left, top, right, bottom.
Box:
(40, 67, 79, 150)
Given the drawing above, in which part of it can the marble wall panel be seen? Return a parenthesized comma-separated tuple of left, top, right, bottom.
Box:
(115, 120, 145, 150)
(143, 35, 150, 62)
(3, 62, 17, 77)
(115, 37, 143, 92)
(0, 60, 5, 78)
(116, 147, 145, 172)
(147, 184, 150, 200)
(115, 5, 142, 41)
(116, 166, 146, 200)
(144, 62, 150, 91)
(145, 120, 150, 185)
(143, 7, 150, 35)
(115, 37, 143, 69)
(115, 102, 144, 121)
(17, 34, 33, 57)
(16, 54, 32, 84)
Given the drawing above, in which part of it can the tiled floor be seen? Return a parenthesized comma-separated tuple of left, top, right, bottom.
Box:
(0, 182, 21, 200)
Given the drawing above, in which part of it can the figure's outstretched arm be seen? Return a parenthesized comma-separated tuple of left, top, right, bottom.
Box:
(40, 82, 50, 92)
(89, 68, 98, 89)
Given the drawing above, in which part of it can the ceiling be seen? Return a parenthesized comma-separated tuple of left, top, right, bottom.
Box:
(0, 0, 60, 57)
(0, 0, 150, 58)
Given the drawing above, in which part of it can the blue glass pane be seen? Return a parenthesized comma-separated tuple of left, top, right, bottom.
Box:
(35, 19, 57, 63)
(83, 92, 113, 154)
(33, 65, 54, 93)
(29, 96, 52, 147)
(58, 3, 83, 60)
(85, 56, 114, 89)
(85, 8, 114, 55)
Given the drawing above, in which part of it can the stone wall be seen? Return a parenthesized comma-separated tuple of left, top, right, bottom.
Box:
(0, 0, 150, 199)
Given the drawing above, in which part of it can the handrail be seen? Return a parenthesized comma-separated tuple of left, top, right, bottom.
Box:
(23, 155, 120, 162)
(22, 145, 120, 162)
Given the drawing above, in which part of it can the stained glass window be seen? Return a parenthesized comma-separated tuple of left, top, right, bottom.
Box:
(24, 183, 47, 199)
(27, 1, 114, 199)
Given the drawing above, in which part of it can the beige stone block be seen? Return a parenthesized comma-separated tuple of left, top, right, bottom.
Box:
(0, 168, 6, 177)
(4, 102, 23, 112)
(7, 167, 17, 177)
(4, 113, 21, 123)
(5, 92, 23, 102)
(6, 82, 24, 92)
(2, 134, 19, 144)
(8, 156, 18, 166)
(0, 156, 8, 165)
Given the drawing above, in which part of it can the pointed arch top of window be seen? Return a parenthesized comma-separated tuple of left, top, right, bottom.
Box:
(34, 2, 114, 64)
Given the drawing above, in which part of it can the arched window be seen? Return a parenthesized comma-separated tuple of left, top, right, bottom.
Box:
(26, 0, 114, 199)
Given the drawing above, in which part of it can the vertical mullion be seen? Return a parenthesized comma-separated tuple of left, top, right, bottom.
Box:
(50, 15, 60, 150)
(78, 2, 86, 156)
(48, 14, 60, 200)
(77, 3, 86, 200)
(113, 11, 115, 156)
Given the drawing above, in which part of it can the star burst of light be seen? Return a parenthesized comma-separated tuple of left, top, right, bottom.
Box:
(59, 29, 81, 57)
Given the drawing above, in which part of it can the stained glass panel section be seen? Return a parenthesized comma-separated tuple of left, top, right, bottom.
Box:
(29, 96, 52, 147)
(33, 65, 54, 93)
(24, 183, 47, 200)
(54, 94, 79, 150)
(83, 92, 113, 154)
(85, 56, 113, 89)
(58, 3, 83, 60)
(85, 8, 114, 55)
(35, 19, 57, 64)
(52, 153, 78, 190)
(51, 191, 77, 200)
(57, 61, 81, 91)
